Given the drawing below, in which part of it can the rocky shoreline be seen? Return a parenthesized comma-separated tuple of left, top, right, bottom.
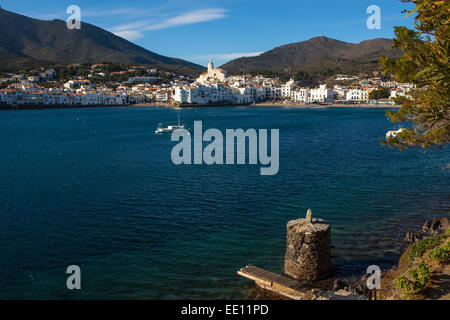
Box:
(246, 217, 450, 300)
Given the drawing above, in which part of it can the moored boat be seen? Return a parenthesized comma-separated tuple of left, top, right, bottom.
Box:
(155, 114, 185, 134)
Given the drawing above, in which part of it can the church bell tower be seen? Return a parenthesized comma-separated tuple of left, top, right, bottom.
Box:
(208, 58, 214, 72)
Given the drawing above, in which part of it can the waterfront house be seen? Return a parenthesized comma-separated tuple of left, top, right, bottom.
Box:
(346, 89, 369, 102)
(309, 85, 334, 103)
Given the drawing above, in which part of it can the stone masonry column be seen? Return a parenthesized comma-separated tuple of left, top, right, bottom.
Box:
(284, 209, 331, 281)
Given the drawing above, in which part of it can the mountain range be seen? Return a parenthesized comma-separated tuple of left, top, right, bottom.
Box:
(0, 8, 402, 78)
(220, 36, 402, 75)
(0, 7, 204, 74)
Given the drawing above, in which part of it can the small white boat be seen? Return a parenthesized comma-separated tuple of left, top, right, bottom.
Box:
(386, 128, 405, 139)
(155, 114, 185, 134)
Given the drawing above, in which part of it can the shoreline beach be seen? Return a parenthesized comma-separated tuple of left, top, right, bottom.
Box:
(0, 102, 401, 111)
(132, 102, 401, 109)
(251, 101, 400, 108)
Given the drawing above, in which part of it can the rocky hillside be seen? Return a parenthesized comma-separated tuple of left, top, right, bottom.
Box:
(379, 218, 450, 300)
(221, 36, 402, 75)
(0, 8, 204, 73)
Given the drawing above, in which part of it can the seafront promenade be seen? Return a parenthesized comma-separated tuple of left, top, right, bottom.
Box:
(0, 102, 400, 110)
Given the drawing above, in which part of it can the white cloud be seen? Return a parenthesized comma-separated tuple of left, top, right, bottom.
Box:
(111, 20, 151, 32)
(144, 8, 227, 31)
(30, 6, 229, 43)
(113, 30, 144, 41)
(109, 8, 228, 43)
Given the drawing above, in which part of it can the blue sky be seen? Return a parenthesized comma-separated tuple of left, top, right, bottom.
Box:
(0, 0, 416, 66)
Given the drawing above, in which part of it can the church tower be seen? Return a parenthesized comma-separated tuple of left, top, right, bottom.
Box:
(208, 58, 214, 72)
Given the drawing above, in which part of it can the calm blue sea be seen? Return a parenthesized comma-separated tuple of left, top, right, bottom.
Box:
(0, 106, 449, 299)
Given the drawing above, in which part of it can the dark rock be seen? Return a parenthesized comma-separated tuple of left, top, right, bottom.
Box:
(354, 274, 370, 296)
(414, 232, 422, 241)
(405, 232, 413, 243)
(353, 284, 367, 296)
(361, 273, 370, 283)
(332, 279, 348, 291)
(405, 231, 423, 243)
(422, 217, 449, 235)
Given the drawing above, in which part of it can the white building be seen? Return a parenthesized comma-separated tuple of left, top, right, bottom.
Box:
(197, 59, 228, 84)
(253, 86, 267, 102)
(42, 69, 56, 79)
(335, 75, 358, 81)
(333, 85, 347, 100)
(233, 86, 254, 104)
(265, 85, 282, 100)
(309, 85, 334, 103)
(346, 89, 369, 102)
(27, 76, 40, 82)
(281, 79, 296, 98)
(172, 83, 254, 105)
(64, 80, 91, 90)
(155, 91, 169, 102)
(380, 81, 399, 88)
(390, 88, 412, 100)
(291, 88, 309, 103)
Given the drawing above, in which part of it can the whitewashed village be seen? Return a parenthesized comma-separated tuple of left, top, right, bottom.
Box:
(0, 59, 414, 108)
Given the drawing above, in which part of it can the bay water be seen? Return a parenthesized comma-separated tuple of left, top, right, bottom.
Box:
(0, 106, 448, 299)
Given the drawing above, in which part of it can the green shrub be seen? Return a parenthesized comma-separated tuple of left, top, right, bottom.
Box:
(408, 233, 448, 262)
(396, 276, 412, 296)
(397, 263, 430, 296)
(409, 263, 430, 291)
(397, 229, 449, 297)
(428, 241, 450, 264)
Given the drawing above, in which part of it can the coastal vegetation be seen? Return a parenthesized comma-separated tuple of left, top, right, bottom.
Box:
(381, 0, 450, 149)
(428, 241, 450, 264)
(396, 263, 430, 296)
(408, 229, 450, 263)
(390, 229, 450, 298)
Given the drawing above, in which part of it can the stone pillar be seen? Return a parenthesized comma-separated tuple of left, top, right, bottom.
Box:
(284, 209, 331, 281)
